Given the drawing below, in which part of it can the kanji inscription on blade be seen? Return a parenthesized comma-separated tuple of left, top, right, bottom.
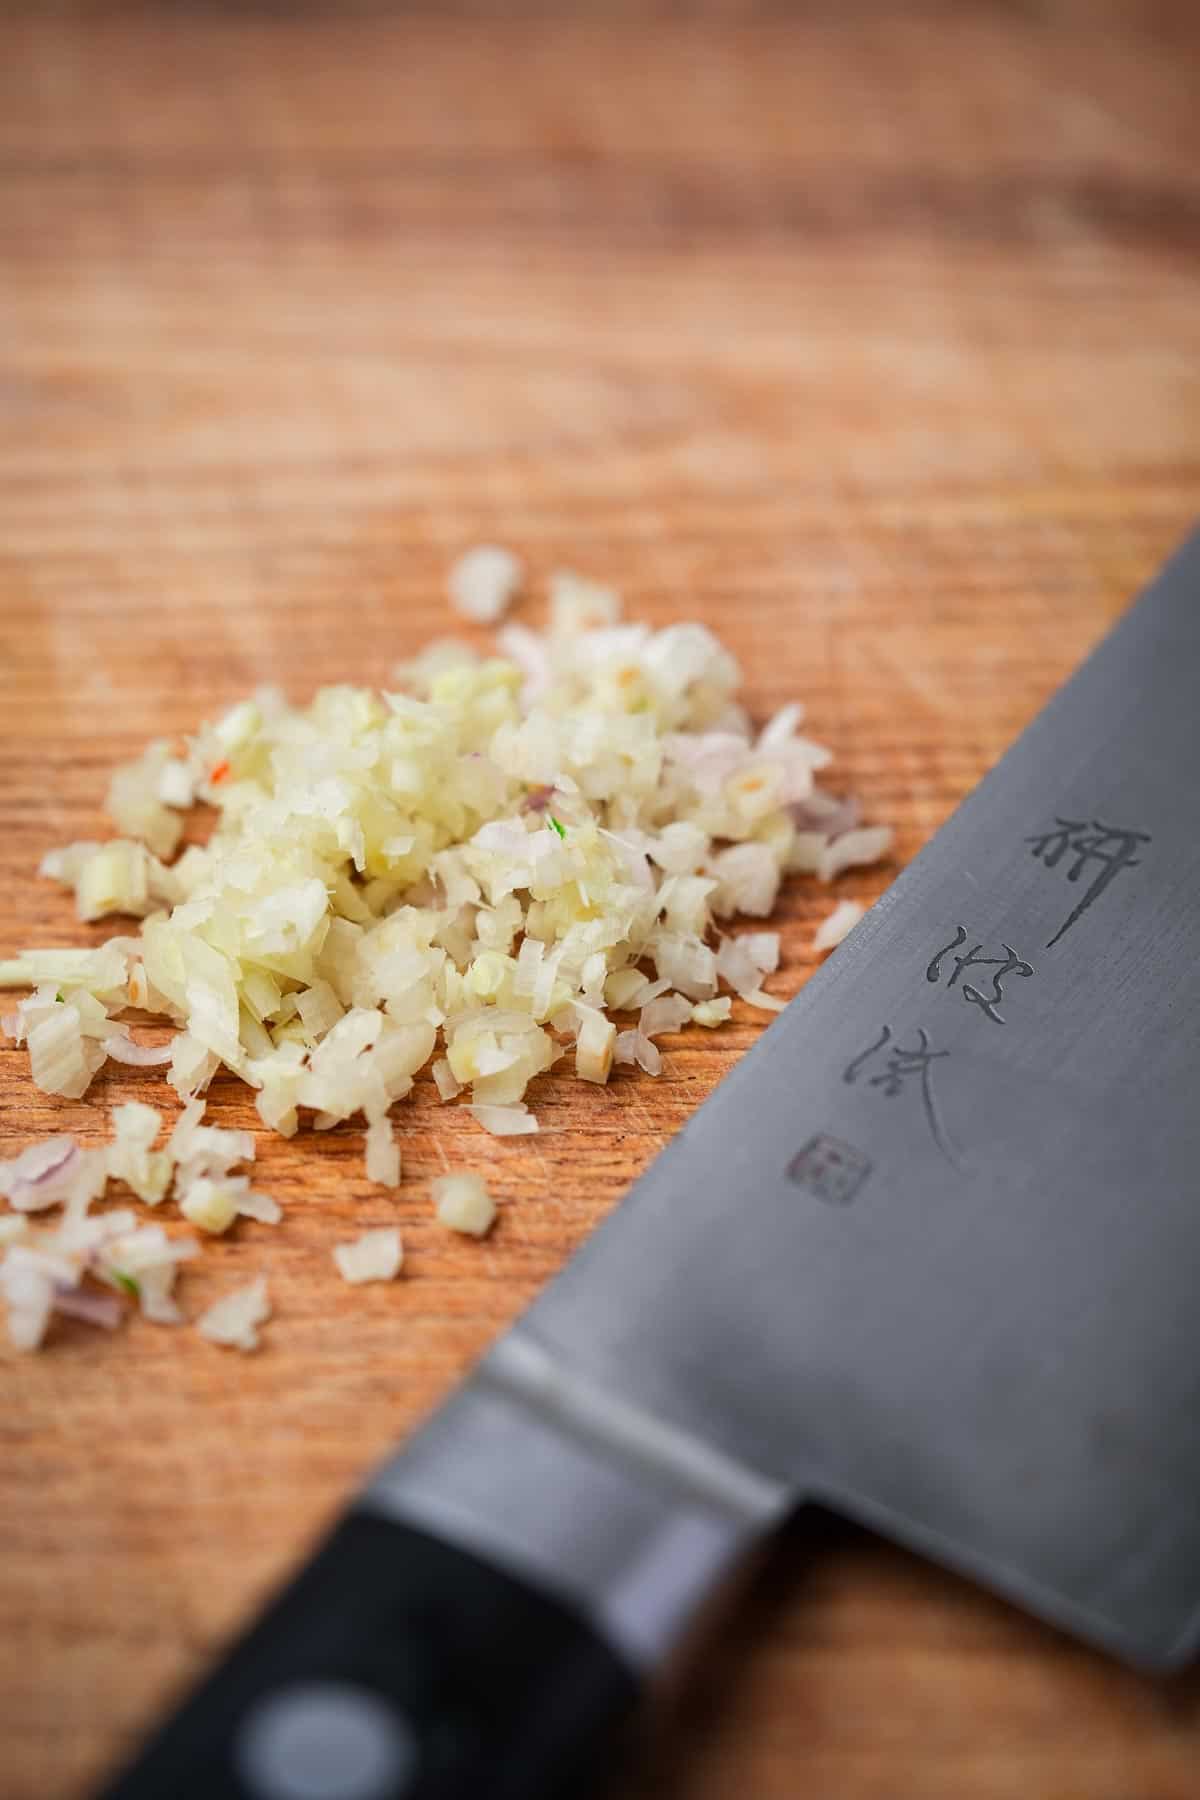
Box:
(926, 926, 1034, 1024)
(843, 1024, 959, 1167)
(1027, 816, 1150, 948)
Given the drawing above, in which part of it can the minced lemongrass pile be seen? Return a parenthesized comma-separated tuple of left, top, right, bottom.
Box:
(0, 563, 890, 1352)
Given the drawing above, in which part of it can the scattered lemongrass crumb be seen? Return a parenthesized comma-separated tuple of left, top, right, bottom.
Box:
(448, 545, 524, 624)
(333, 1227, 404, 1285)
(196, 1277, 270, 1352)
(813, 899, 866, 953)
(432, 1173, 496, 1238)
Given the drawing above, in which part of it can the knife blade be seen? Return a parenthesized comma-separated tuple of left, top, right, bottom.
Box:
(99, 527, 1200, 1800)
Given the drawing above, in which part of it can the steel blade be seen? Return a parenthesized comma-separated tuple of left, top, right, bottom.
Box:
(369, 527, 1200, 1674)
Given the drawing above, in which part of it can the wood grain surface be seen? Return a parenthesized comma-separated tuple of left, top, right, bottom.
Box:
(2, 4, 1199, 1796)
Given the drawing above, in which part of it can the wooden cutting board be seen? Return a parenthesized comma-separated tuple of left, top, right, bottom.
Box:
(2, 5, 1199, 1796)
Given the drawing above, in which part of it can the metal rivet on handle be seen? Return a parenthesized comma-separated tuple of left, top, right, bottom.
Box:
(234, 1680, 419, 1800)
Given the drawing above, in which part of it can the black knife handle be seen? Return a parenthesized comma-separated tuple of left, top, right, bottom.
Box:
(95, 1509, 639, 1800)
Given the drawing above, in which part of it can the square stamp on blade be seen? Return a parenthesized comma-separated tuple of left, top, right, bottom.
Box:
(787, 1134, 872, 1207)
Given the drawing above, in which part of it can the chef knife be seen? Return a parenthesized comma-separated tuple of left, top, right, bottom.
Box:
(99, 528, 1200, 1800)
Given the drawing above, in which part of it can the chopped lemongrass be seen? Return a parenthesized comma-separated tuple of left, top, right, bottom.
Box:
(179, 1177, 242, 1235)
(691, 997, 732, 1027)
(816, 826, 893, 884)
(364, 1116, 401, 1187)
(469, 1102, 538, 1136)
(0, 551, 894, 1345)
(576, 1009, 616, 1084)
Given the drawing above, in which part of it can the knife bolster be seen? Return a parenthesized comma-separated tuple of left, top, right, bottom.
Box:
(361, 1328, 789, 1673)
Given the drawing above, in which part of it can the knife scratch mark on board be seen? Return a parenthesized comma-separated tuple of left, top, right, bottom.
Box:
(854, 636, 949, 717)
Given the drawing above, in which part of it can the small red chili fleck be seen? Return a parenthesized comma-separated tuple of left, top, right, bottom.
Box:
(209, 760, 231, 785)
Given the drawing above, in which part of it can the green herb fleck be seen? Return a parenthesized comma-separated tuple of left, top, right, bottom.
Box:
(55, 991, 65, 1004)
(548, 815, 567, 840)
(111, 1269, 140, 1300)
